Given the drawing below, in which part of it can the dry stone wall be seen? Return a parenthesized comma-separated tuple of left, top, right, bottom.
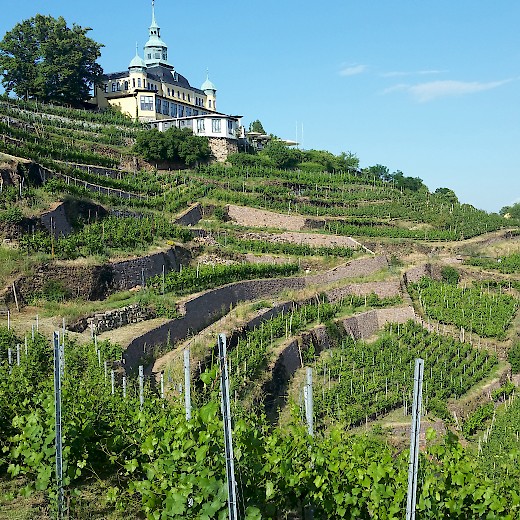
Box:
(123, 256, 390, 367)
(87, 304, 156, 335)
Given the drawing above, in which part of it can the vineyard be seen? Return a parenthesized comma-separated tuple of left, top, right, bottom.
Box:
(1, 97, 520, 518)
(410, 277, 518, 340)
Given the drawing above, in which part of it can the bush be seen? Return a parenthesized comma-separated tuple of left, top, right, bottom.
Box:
(462, 403, 494, 438)
(509, 341, 520, 373)
(227, 153, 272, 168)
(441, 266, 460, 285)
(491, 381, 515, 402)
(0, 206, 23, 224)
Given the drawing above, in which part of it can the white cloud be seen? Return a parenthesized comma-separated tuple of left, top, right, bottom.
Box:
(339, 64, 367, 77)
(383, 79, 511, 102)
(381, 69, 446, 78)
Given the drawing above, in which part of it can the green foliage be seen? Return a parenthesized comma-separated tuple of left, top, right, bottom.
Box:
(441, 266, 460, 285)
(39, 280, 72, 302)
(0, 15, 103, 103)
(18, 216, 192, 259)
(248, 120, 265, 134)
(0, 206, 23, 224)
(259, 140, 300, 169)
(313, 321, 497, 426)
(214, 234, 355, 258)
(466, 253, 520, 274)
(509, 341, 520, 373)
(227, 152, 272, 168)
(147, 262, 300, 296)
(492, 381, 515, 402)
(462, 403, 494, 437)
(411, 277, 518, 339)
(133, 126, 211, 166)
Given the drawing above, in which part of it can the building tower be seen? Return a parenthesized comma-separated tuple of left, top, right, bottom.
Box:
(143, 0, 172, 69)
(201, 72, 217, 111)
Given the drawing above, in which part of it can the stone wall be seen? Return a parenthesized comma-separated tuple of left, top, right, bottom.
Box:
(403, 263, 443, 285)
(87, 304, 156, 335)
(208, 137, 238, 162)
(3, 245, 190, 308)
(123, 256, 390, 367)
(174, 203, 204, 227)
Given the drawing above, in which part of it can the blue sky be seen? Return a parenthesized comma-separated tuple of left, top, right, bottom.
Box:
(1, 1, 519, 213)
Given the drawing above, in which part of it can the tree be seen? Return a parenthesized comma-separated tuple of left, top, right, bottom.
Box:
(0, 15, 103, 104)
(260, 140, 300, 169)
(249, 119, 266, 134)
(133, 127, 211, 167)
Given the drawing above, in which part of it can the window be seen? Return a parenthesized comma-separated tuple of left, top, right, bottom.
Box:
(143, 79, 146, 88)
(170, 103, 177, 117)
(197, 119, 205, 132)
(193, 110, 199, 116)
(208, 99, 212, 108)
(132, 78, 135, 88)
(147, 53, 152, 59)
(179, 106, 184, 117)
(124, 81, 129, 90)
(187, 94, 191, 102)
(182, 92, 185, 100)
(155, 98, 161, 113)
(228, 120, 234, 133)
(111, 83, 116, 92)
(162, 100, 169, 115)
(140, 95, 153, 111)
(212, 119, 221, 133)
(186, 108, 192, 117)
(162, 51, 167, 60)
(167, 88, 170, 96)
(104, 84, 108, 93)
(117, 82, 121, 91)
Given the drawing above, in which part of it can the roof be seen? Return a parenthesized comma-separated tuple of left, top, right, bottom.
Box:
(201, 75, 217, 91)
(129, 52, 146, 69)
(147, 66, 205, 94)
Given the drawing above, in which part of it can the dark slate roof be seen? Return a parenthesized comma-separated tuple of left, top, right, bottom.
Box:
(103, 71, 130, 80)
(146, 66, 205, 95)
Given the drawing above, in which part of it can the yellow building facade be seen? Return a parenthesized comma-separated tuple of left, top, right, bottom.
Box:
(94, 1, 217, 122)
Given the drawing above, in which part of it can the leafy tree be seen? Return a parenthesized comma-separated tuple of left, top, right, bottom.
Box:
(133, 126, 210, 166)
(365, 164, 390, 179)
(434, 187, 459, 204)
(0, 15, 103, 104)
(500, 202, 520, 219)
(249, 119, 266, 134)
(260, 140, 300, 169)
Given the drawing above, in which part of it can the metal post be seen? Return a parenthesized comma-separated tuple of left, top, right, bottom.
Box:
(122, 376, 127, 398)
(53, 331, 64, 519)
(7, 310, 9, 330)
(160, 371, 164, 399)
(406, 358, 424, 520)
(111, 370, 115, 395)
(139, 365, 144, 409)
(184, 348, 191, 420)
(7, 347, 12, 374)
(304, 367, 314, 437)
(16, 344, 20, 366)
(218, 334, 238, 520)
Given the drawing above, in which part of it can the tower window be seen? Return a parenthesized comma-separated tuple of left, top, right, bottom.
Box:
(138, 78, 142, 87)
(124, 81, 129, 90)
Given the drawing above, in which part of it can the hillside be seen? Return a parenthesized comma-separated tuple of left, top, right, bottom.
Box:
(1, 98, 520, 519)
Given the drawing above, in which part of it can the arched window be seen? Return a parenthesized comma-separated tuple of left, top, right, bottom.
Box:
(124, 81, 129, 90)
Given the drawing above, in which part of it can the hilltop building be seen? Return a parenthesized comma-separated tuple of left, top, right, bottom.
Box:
(93, 0, 241, 161)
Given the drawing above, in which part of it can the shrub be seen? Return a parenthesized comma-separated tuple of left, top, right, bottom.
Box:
(508, 341, 520, 373)
(462, 403, 494, 438)
(441, 266, 460, 285)
(0, 206, 23, 224)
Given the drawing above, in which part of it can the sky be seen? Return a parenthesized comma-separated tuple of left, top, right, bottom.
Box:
(1, 0, 519, 214)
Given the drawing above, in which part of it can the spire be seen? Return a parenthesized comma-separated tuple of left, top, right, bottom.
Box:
(151, 0, 158, 28)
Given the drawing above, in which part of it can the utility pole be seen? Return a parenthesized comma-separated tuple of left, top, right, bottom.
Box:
(406, 358, 424, 520)
(218, 334, 238, 520)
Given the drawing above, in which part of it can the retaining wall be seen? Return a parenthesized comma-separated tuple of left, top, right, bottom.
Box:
(123, 256, 389, 367)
